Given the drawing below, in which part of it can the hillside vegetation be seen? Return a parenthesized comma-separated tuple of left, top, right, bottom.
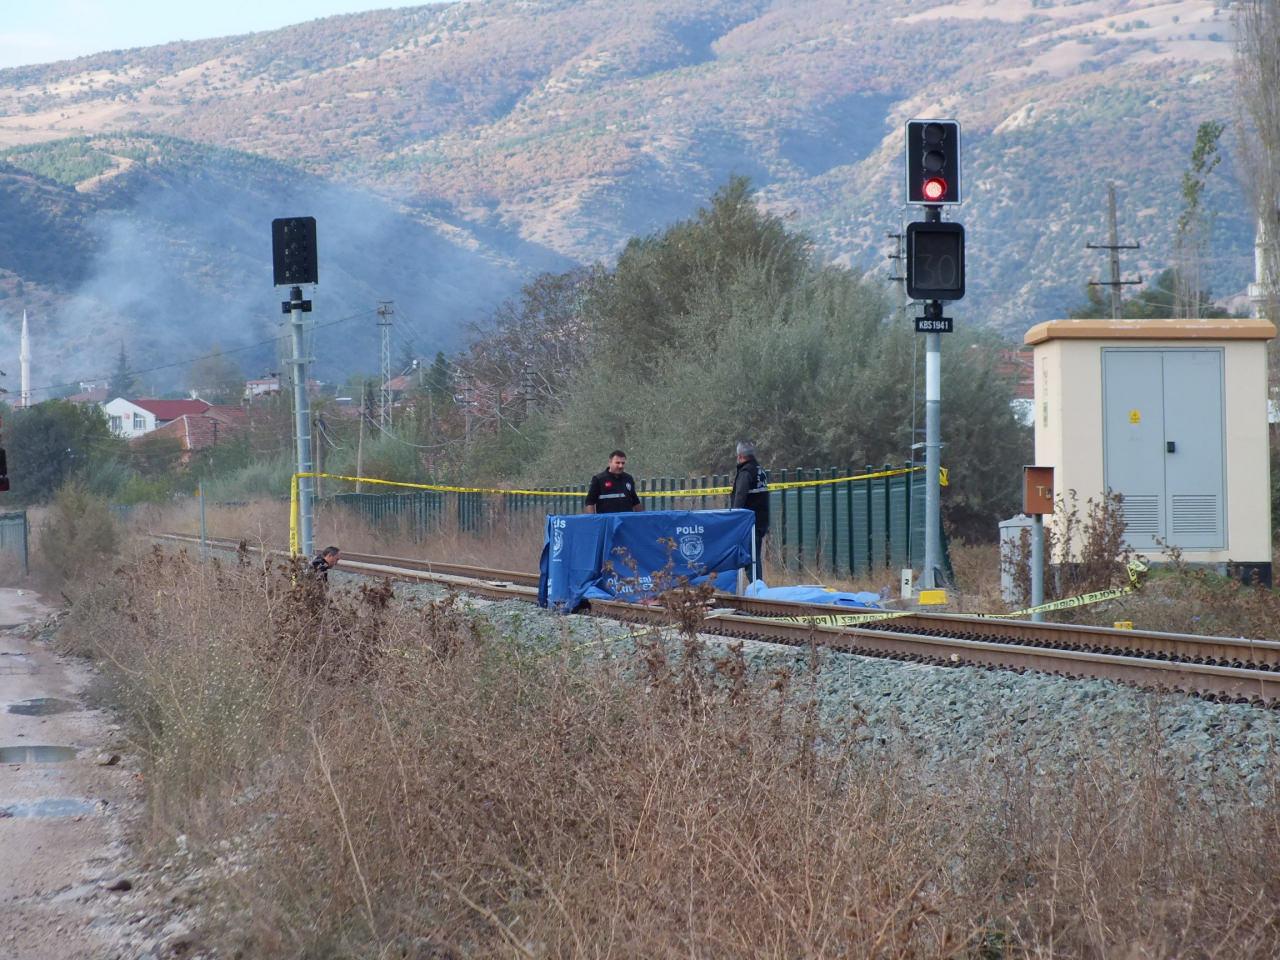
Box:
(0, 132, 556, 390)
(0, 0, 1251, 372)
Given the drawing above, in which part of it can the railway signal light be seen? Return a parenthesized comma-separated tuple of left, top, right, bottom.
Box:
(271, 216, 318, 287)
(907, 119, 961, 205)
(906, 221, 965, 301)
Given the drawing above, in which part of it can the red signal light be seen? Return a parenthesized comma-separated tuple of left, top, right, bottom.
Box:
(922, 177, 948, 202)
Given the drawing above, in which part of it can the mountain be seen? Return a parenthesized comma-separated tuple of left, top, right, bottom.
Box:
(0, 134, 566, 393)
(0, 0, 1250, 389)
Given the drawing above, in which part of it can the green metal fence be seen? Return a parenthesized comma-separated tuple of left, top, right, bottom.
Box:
(329, 463, 938, 576)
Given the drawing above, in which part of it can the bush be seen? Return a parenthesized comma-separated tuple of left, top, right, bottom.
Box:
(5, 400, 122, 504)
(1002, 490, 1135, 609)
(204, 453, 295, 502)
(37, 481, 118, 587)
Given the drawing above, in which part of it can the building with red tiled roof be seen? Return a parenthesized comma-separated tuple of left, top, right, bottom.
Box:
(244, 376, 281, 400)
(101, 397, 211, 438)
(995, 349, 1035, 402)
(141, 413, 239, 462)
(132, 398, 212, 421)
(994, 348, 1035, 426)
(205, 404, 248, 425)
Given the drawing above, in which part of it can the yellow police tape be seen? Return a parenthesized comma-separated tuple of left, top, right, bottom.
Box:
(288, 466, 947, 555)
(762, 559, 1150, 627)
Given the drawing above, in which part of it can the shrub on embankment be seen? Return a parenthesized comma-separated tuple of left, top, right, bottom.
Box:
(34, 480, 119, 588)
(61, 546, 1280, 958)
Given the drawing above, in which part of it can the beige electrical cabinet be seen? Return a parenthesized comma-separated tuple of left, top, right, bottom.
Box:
(1025, 317, 1276, 584)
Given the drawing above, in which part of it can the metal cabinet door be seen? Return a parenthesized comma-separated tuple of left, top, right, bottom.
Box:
(1161, 350, 1225, 549)
(1102, 350, 1165, 550)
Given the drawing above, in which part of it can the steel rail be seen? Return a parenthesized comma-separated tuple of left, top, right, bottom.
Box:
(712, 597, 1280, 669)
(155, 533, 1280, 704)
(162, 534, 539, 587)
(165, 534, 1280, 668)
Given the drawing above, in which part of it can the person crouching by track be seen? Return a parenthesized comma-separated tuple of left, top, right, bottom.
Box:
(584, 450, 643, 514)
(731, 441, 769, 583)
(310, 545, 342, 583)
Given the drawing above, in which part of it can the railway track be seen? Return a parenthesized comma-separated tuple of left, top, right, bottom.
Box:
(159, 533, 1280, 706)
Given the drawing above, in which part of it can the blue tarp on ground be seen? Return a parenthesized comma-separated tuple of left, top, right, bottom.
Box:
(743, 581, 882, 608)
(538, 509, 756, 611)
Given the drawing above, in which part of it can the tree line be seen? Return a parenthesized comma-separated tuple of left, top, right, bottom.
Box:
(5, 178, 1036, 539)
(443, 177, 1031, 540)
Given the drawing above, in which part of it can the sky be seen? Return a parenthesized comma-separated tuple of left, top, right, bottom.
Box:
(0, 1, 435, 70)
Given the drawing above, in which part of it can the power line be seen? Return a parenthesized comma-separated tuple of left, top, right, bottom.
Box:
(389, 305, 435, 353)
(365, 414, 460, 451)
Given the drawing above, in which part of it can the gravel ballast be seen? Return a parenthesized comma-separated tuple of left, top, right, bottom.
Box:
(338, 571, 1280, 803)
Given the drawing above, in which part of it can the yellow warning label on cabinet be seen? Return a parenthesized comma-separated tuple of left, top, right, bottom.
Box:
(1128, 409, 1141, 424)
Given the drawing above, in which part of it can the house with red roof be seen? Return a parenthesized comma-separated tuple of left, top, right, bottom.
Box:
(997, 349, 1035, 426)
(145, 410, 243, 463)
(100, 397, 212, 439)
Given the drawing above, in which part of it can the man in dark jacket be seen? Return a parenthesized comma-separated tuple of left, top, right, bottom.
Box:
(584, 450, 643, 514)
(310, 545, 341, 582)
(731, 441, 769, 583)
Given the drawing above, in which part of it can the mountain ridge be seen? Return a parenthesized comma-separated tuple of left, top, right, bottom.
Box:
(0, 0, 1252, 386)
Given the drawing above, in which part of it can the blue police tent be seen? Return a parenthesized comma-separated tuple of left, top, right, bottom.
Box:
(538, 509, 756, 611)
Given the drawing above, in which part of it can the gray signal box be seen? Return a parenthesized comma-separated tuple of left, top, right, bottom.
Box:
(1102, 348, 1225, 550)
(1026, 317, 1276, 583)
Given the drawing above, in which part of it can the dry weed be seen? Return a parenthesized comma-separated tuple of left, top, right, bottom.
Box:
(56, 543, 1280, 958)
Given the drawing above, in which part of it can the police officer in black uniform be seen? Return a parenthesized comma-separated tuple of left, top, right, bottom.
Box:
(584, 450, 643, 514)
(310, 545, 341, 582)
(731, 441, 769, 582)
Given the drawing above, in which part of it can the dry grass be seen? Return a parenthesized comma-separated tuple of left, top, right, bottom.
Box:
(948, 541, 1006, 614)
(1112, 555, 1280, 641)
(58, 542, 1280, 959)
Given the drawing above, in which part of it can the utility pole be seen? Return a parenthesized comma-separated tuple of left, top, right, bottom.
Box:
(377, 300, 394, 429)
(19, 310, 30, 409)
(888, 228, 922, 462)
(522, 362, 535, 421)
(271, 216, 318, 559)
(904, 119, 965, 592)
(886, 230, 906, 296)
(287, 285, 315, 558)
(314, 413, 324, 499)
(921, 218, 944, 591)
(357, 380, 376, 492)
(1086, 184, 1141, 318)
(461, 373, 473, 445)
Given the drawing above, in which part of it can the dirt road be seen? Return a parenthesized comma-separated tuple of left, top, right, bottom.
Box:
(0, 589, 142, 959)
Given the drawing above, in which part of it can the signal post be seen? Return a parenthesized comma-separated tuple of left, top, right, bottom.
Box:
(271, 216, 319, 559)
(904, 120, 965, 590)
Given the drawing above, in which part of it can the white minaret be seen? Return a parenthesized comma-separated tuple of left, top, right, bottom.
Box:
(19, 309, 30, 409)
(1250, 219, 1269, 318)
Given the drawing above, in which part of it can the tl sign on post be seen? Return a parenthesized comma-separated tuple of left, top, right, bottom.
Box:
(1023, 465, 1054, 622)
(1023, 465, 1055, 515)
